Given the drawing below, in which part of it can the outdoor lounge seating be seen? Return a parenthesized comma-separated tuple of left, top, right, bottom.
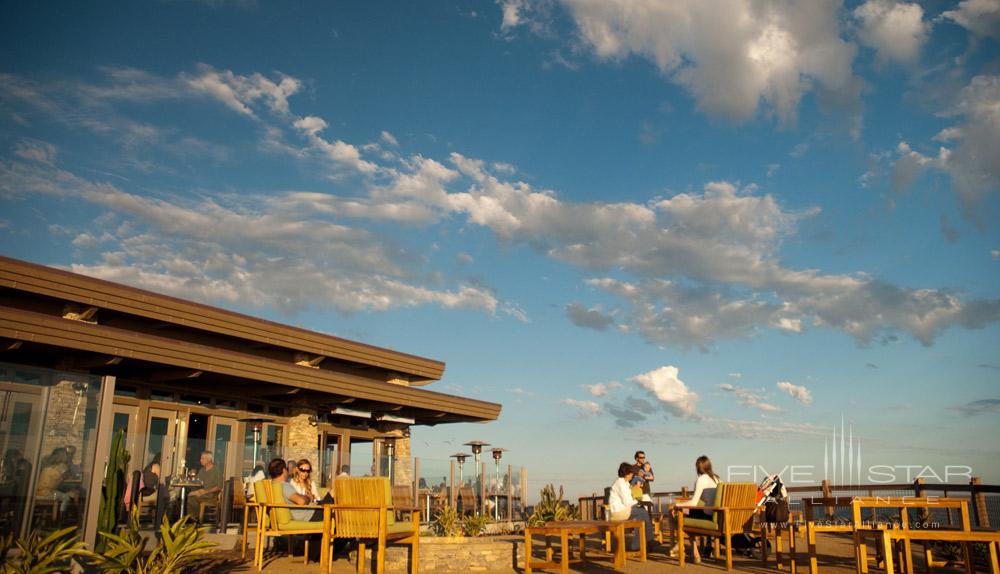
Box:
(674, 481, 760, 571)
(331, 477, 419, 574)
(254, 479, 329, 571)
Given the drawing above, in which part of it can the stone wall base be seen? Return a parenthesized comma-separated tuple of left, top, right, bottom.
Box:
(347, 536, 523, 573)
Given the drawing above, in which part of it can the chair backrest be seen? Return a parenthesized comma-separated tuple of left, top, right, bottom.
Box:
(253, 480, 271, 528)
(334, 477, 391, 538)
(268, 480, 296, 528)
(718, 482, 758, 531)
(458, 484, 476, 514)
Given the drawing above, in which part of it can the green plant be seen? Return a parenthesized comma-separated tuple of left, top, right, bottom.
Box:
(462, 513, 491, 537)
(96, 428, 130, 555)
(432, 506, 461, 537)
(0, 527, 89, 574)
(87, 506, 216, 574)
(527, 484, 578, 526)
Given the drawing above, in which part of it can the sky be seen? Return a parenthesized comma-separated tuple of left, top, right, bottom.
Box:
(1, 0, 998, 501)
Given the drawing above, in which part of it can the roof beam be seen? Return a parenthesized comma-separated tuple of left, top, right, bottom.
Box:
(148, 369, 203, 382)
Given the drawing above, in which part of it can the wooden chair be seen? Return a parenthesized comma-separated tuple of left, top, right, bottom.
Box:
(198, 492, 221, 524)
(457, 484, 476, 516)
(333, 477, 419, 574)
(674, 482, 761, 571)
(240, 482, 258, 560)
(391, 485, 414, 522)
(254, 480, 329, 571)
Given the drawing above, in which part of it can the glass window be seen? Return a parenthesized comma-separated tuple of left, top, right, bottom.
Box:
(113, 385, 137, 398)
(150, 389, 173, 402)
(0, 363, 104, 538)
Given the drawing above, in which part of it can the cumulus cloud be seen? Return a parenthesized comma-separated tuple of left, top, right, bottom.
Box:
(942, 0, 1000, 40)
(629, 366, 699, 419)
(583, 381, 622, 396)
(566, 302, 615, 331)
(536, 0, 862, 130)
(776, 381, 813, 405)
(889, 76, 1000, 224)
(719, 383, 782, 412)
(853, 0, 928, 65)
(559, 398, 602, 417)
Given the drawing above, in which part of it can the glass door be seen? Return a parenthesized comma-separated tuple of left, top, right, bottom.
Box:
(144, 408, 178, 479)
(319, 432, 340, 487)
(208, 417, 237, 480)
(110, 404, 138, 472)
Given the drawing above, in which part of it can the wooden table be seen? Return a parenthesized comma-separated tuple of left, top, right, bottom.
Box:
(524, 519, 646, 574)
(850, 497, 999, 574)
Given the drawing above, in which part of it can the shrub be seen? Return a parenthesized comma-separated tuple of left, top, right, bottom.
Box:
(462, 514, 491, 537)
(86, 506, 216, 574)
(527, 484, 578, 526)
(432, 506, 462, 537)
(0, 527, 89, 574)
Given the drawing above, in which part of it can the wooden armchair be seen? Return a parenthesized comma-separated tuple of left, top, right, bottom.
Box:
(333, 477, 419, 574)
(674, 482, 761, 571)
(457, 484, 477, 515)
(254, 480, 330, 571)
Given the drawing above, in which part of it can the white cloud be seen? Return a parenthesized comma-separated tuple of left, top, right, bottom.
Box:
(380, 130, 399, 147)
(942, 0, 1000, 40)
(719, 383, 782, 412)
(891, 75, 1000, 223)
(559, 398, 602, 417)
(184, 64, 301, 118)
(629, 365, 699, 418)
(499, 0, 528, 31)
(566, 302, 615, 331)
(776, 381, 813, 405)
(583, 381, 622, 397)
(14, 139, 57, 165)
(992, 250, 999, 260)
(550, 0, 861, 130)
(853, 0, 928, 65)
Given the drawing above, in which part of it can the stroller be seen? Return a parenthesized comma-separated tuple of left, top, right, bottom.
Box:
(725, 474, 788, 558)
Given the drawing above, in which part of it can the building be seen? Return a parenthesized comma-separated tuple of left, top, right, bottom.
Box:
(0, 255, 500, 544)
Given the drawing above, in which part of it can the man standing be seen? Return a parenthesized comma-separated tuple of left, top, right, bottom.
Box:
(631, 450, 654, 504)
(187, 451, 223, 519)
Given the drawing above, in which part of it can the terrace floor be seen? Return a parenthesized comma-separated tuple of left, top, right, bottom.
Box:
(193, 530, 976, 573)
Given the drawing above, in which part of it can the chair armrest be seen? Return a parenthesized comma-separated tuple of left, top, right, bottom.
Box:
(262, 503, 325, 510)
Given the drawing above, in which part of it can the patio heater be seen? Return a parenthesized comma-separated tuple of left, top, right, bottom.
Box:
(450, 452, 470, 485)
(490, 448, 506, 520)
(378, 435, 398, 484)
(463, 440, 490, 515)
(238, 418, 269, 470)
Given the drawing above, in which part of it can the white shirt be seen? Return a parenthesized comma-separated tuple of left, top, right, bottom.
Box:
(608, 477, 638, 520)
(677, 473, 719, 508)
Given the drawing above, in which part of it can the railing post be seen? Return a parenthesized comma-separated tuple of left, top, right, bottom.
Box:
(971, 477, 989, 528)
(480, 461, 487, 516)
(822, 479, 834, 519)
(913, 477, 925, 498)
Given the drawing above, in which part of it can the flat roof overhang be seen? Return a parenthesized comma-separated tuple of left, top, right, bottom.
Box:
(0, 305, 500, 425)
(0, 256, 444, 383)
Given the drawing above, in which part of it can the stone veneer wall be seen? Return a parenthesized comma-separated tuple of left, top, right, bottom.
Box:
(351, 536, 523, 573)
(285, 407, 319, 464)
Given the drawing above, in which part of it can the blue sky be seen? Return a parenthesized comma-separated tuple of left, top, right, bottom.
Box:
(1, 0, 998, 499)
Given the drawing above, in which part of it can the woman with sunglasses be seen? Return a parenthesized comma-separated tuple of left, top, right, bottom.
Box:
(290, 459, 321, 503)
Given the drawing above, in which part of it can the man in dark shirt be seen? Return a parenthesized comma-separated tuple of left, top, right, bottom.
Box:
(187, 450, 223, 519)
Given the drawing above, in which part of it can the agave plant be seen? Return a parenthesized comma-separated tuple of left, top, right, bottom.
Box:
(87, 507, 215, 574)
(462, 513, 491, 537)
(432, 505, 461, 537)
(0, 527, 89, 574)
(527, 484, 579, 526)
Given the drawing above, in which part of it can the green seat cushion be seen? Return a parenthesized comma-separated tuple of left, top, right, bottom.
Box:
(387, 521, 415, 536)
(682, 517, 720, 531)
(253, 481, 269, 528)
(270, 480, 295, 527)
(278, 519, 325, 532)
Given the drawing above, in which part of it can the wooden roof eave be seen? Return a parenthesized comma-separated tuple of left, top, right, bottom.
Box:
(0, 256, 444, 382)
(0, 306, 500, 422)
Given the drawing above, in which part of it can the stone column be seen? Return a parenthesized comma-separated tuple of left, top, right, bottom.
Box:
(393, 433, 412, 486)
(286, 407, 319, 465)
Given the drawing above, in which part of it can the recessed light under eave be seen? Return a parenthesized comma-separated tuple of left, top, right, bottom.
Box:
(331, 407, 372, 418)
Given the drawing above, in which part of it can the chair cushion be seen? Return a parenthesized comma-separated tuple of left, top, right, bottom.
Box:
(387, 521, 415, 536)
(269, 480, 295, 528)
(253, 481, 269, 528)
(279, 519, 325, 532)
(683, 517, 720, 531)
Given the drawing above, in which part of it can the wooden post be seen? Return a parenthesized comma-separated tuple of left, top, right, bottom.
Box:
(480, 461, 487, 516)
(971, 477, 989, 528)
(506, 463, 513, 521)
(822, 479, 834, 519)
(449, 460, 456, 508)
(414, 457, 420, 506)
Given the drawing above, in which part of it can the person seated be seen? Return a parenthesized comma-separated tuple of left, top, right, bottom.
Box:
(186, 451, 223, 520)
(270, 458, 323, 522)
(608, 462, 655, 552)
(289, 459, 333, 508)
(244, 464, 266, 500)
(670, 454, 721, 563)
(36, 448, 76, 515)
